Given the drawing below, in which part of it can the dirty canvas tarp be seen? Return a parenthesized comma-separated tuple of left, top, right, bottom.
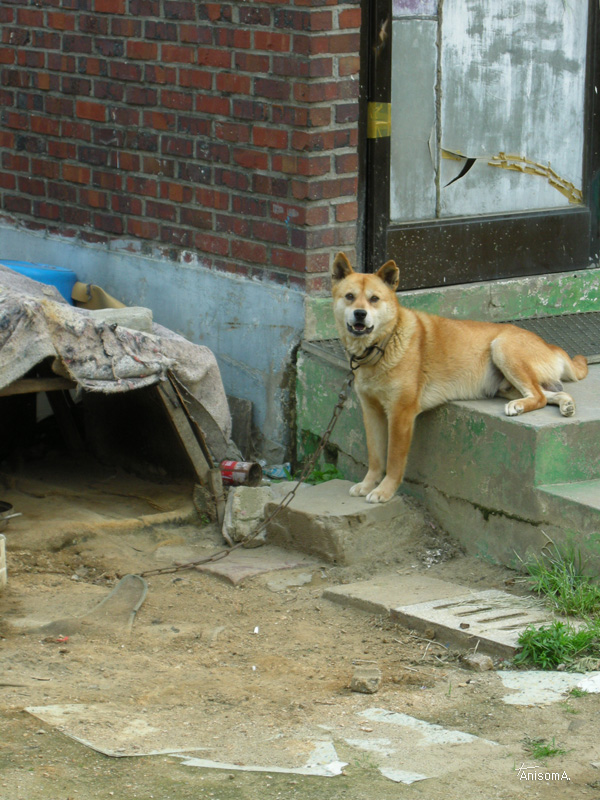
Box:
(0, 264, 232, 460)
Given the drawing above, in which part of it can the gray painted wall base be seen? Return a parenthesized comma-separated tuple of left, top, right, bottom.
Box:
(0, 223, 306, 460)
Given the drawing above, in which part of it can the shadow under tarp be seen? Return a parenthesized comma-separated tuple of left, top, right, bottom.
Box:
(0, 263, 232, 461)
(0, 264, 236, 536)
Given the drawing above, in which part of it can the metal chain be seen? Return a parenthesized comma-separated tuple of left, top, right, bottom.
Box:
(140, 369, 355, 578)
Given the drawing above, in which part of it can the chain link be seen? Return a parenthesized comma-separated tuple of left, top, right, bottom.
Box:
(140, 370, 355, 578)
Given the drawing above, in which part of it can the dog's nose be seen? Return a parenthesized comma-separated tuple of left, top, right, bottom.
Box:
(354, 309, 367, 321)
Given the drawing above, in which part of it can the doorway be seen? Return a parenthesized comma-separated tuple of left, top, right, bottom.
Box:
(362, 0, 600, 289)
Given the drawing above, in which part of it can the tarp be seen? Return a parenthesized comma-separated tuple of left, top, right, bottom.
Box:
(0, 264, 232, 460)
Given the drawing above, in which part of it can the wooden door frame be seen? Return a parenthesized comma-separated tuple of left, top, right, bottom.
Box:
(358, 0, 600, 288)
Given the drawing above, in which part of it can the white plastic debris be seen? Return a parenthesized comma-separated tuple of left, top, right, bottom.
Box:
(177, 740, 347, 778)
(576, 672, 600, 693)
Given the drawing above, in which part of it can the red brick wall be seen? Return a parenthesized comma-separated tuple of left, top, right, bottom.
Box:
(0, 1, 361, 292)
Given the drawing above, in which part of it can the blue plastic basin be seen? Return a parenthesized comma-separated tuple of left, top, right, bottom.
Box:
(0, 260, 77, 304)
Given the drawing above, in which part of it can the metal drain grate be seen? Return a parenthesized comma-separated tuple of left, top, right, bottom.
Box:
(393, 589, 555, 656)
(303, 312, 600, 366)
(324, 576, 560, 657)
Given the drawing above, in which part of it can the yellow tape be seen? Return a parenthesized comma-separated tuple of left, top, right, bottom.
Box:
(440, 147, 583, 205)
(488, 152, 583, 205)
(441, 148, 467, 162)
(367, 102, 391, 139)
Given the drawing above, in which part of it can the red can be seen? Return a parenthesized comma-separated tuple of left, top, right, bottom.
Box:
(220, 460, 263, 487)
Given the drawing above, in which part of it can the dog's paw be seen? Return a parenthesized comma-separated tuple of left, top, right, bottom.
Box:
(559, 397, 575, 417)
(349, 482, 370, 497)
(365, 487, 393, 504)
(505, 400, 524, 416)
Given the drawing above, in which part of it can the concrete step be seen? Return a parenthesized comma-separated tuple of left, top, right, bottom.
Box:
(297, 343, 600, 573)
(264, 479, 427, 566)
(537, 479, 600, 539)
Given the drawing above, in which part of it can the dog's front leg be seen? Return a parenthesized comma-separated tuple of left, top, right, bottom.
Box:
(350, 393, 386, 497)
(366, 403, 417, 504)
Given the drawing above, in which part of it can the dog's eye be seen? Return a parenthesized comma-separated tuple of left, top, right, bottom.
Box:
(370, 295, 379, 303)
(345, 293, 354, 301)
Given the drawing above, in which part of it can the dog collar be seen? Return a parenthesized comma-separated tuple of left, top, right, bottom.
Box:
(348, 333, 392, 371)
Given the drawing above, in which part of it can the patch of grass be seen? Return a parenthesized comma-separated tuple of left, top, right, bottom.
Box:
(560, 701, 580, 715)
(520, 541, 600, 617)
(568, 686, 589, 698)
(302, 462, 344, 484)
(523, 736, 566, 760)
(514, 619, 600, 669)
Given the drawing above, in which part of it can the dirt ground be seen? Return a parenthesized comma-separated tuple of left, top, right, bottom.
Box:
(1, 478, 600, 800)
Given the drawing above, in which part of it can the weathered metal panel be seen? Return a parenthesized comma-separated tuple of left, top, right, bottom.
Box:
(389, 19, 438, 221)
(440, 0, 589, 217)
(387, 206, 591, 288)
(392, 0, 438, 17)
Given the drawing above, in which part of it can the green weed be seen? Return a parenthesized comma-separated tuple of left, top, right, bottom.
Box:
(523, 736, 566, 760)
(520, 541, 600, 617)
(560, 701, 580, 715)
(302, 463, 344, 484)
(514, 619, 600, 669)
(568, 686, 589, 698)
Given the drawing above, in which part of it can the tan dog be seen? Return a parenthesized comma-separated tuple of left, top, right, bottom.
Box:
(332, 252, 589, 504)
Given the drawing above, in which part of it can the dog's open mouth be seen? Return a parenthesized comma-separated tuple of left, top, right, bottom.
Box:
(347, 322, 374, 336)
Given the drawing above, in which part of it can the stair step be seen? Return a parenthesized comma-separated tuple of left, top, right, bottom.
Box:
(539, 479, 600, 511)
(297, 344, 600, 574)
(537, 480, 600, 545)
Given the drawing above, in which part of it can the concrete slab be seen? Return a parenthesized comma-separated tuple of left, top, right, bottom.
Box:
(342, 707, 503, 784)
(25, 703, 347, 776)
(324, 574, 555, 657)
(324, 573, 470, 616)
(358, 708, 497, 746)
(265, 479, 426, 565)
(498, 671, 590, 705)
(195, 546, 320, 586)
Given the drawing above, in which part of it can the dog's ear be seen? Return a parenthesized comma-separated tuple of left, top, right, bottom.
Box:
(376, 260, 399, 290)
(332, 252, 354, 283)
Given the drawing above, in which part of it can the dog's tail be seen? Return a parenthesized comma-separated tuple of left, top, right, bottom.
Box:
(563, 353, 589, 382)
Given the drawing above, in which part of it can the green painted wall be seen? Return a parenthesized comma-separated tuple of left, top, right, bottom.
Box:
(305, 267, 600, 341)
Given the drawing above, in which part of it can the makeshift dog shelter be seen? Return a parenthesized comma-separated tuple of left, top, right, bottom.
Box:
(0, 264, 234, 542)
